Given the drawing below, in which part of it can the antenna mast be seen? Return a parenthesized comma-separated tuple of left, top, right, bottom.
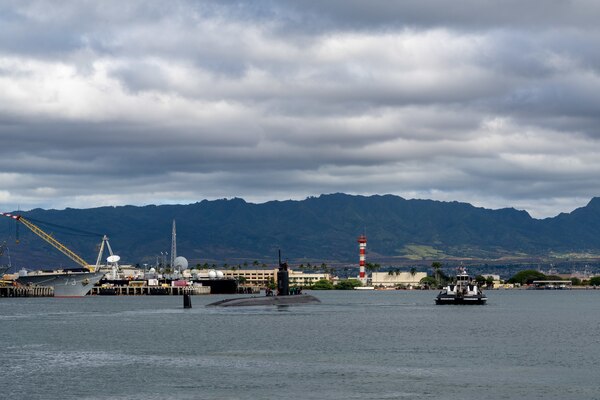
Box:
(170, 219, 177, 271)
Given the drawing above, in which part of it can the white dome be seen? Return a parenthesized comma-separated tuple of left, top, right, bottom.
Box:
(18, 268, 28, 277)
(149, 267, 156, 273)
(216, 271, 224, 279)
(174, 256, 188, 270)
(208, 270, 217, 279)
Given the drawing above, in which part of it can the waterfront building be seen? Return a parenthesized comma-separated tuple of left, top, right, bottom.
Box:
(289, 270, 331, 286)
(221, 269, 277, 286)
(481, 274, 503, 289)
(370, 271, 427, 288)
(221, 269, 330, 287)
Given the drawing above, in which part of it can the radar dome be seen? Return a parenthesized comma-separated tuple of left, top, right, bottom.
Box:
(174, 256, 188, 270)
(216, 271, 224, 279)
(149, 267, 156, 273)
(208, 270, 217, 279)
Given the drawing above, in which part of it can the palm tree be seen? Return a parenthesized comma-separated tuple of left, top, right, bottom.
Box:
(366, 263, 381, 275)
(409, 267, 417, 285)
(431, 262, 442, 286)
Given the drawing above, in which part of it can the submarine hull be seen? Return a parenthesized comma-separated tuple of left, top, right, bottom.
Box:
(207, 294, 321, 307)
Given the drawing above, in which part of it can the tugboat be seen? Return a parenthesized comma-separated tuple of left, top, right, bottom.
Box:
(435, 267, 487, 305)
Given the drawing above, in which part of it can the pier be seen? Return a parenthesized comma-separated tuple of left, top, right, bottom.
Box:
(0, 285, 54, 297)
(237, 286, 261, 294)
(89, 285, 211, 296)
(531, 280, 573, 289)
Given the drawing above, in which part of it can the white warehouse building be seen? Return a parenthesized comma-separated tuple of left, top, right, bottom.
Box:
(370, 271, 428, 288)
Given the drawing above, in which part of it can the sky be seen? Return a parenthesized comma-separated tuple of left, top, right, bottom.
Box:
(1, 0, 600, 218)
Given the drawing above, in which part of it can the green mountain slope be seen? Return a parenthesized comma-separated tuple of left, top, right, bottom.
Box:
(3, 194, 600, 268)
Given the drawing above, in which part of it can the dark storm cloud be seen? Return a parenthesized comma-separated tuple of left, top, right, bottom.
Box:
(202, 0, 600, 32)
(1, 0, 600, 217)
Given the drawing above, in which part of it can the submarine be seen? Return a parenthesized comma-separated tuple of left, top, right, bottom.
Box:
(206, 252, 321, 307)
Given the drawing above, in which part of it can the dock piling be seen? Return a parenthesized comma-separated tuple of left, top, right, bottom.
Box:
(183, 293, 192, 308)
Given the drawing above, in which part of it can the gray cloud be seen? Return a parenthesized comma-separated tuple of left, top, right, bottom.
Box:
(256, 0, 600, 31)
(1, 0, 600, 218)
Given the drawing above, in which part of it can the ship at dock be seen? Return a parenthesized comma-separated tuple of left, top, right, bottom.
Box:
(1, 212, 107, 297)
(16, 268, 104, 297)
(435, 267, 487, 305)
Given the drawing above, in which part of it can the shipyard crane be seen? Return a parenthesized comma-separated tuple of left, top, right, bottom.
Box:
(0, 212, 96, 272)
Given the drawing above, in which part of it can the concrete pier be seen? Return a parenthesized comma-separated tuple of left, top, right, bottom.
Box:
(237, 286, 261, 294)
(0, 285, 54, 297)
(89, 285, 210, 296)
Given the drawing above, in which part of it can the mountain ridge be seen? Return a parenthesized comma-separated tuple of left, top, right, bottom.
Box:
(3, 193, 600, 268)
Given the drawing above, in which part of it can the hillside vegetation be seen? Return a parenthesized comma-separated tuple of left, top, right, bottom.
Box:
(3, 194, 600, 268)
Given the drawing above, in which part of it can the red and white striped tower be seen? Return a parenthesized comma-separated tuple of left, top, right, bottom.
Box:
(358, 235, 367, 281)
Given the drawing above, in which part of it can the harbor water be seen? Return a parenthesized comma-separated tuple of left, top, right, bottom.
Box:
(1, 290, 599, 399)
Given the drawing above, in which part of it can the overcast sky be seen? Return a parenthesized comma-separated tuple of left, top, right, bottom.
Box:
(1, 0, 600, 218)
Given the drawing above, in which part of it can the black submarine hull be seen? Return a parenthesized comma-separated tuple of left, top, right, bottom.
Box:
(207, 294, 321, 307)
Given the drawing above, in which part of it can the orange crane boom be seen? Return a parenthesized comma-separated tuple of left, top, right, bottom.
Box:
(1, 212, 93, 271)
